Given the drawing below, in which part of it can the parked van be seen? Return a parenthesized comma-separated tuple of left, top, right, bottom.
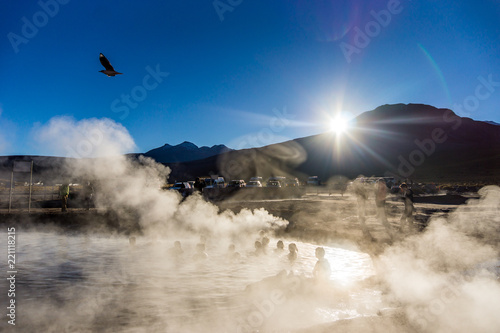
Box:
(205, 177, 226, 189)
(307, 176, 321, 186)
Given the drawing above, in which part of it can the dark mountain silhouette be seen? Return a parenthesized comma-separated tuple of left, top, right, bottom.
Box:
(143, 141, 231, 163)
(165, 104, 500, 183)
(1, 104, 499, 184)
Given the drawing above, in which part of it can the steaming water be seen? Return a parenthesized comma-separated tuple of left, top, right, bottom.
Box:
(0, 231, 380, 332)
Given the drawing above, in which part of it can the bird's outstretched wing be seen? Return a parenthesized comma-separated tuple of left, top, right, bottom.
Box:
(99, 53, 115, 71)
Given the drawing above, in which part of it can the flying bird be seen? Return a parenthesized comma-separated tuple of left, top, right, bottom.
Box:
(99, 53, 122, 77)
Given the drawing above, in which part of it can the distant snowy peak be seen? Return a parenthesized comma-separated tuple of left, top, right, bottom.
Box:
(144, 141, 231, 163)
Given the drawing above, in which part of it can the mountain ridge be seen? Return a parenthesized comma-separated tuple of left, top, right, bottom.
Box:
(1, 104, 499, 184)
(163, 104, 500, 183)
(142, 141, 232, 163)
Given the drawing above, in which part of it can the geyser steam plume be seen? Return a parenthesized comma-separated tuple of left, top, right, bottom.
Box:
(33, 116, 287, 235)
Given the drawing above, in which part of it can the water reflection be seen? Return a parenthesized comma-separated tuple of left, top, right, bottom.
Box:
(1, 231, 381, 332)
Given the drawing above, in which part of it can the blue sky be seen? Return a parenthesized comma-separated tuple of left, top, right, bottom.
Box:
(1, 0, 499, 156)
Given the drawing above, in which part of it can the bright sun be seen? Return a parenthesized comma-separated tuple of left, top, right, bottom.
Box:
(329, 115, 349, 134)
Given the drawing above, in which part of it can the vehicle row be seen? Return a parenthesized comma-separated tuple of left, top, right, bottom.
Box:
(167, 175, 313, 195)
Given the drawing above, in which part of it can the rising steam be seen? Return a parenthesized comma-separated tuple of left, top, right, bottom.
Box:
(32, 116, 136, 158)
(376, 185, 500, 332)
(33, 116, 287, 236)
(3, 116, 292, 332)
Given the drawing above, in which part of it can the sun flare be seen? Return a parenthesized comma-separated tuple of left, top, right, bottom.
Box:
(329, 115, 349, 134)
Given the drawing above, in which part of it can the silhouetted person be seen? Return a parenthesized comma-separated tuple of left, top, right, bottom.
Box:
(375, 179, 393, 239)
(288, 243, 298, 262)
(353, 178, 373, 240)
(193, 177, 205, 193)
(168, 241, 184, 257)
(227, 244, 241, 261)
(399, 183, 414, 231)
(274, 240, 285, 253)
(83, 181, 94, 210)
(253, 241, 264, 256)
(313, 247, 331, 281)
(193, 243, 208, 260)
(59, 182, 70, 212)
(339, 181, 347, 197)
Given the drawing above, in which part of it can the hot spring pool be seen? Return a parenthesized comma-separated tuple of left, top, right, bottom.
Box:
(0, 230, 382, 332)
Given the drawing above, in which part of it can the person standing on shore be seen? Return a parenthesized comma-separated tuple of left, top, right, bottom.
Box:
(83, 181, 94, 211)
(353, 178, 373, 240)
(375, 179, 393, 240)
(59, 182, 70, 212)
(399, 183, 414, 231)
(193, 177, 205, 193)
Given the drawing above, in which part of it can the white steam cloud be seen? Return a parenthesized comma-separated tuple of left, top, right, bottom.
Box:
(377, 185, 500, 332)
(9, 116, 289, 332)
(33, 116, 136, 158)
(34, 116, 287, 236)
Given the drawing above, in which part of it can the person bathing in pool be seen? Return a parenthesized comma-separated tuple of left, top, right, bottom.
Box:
(288, 243, 298, 262)
(313, 247, 331, 281)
